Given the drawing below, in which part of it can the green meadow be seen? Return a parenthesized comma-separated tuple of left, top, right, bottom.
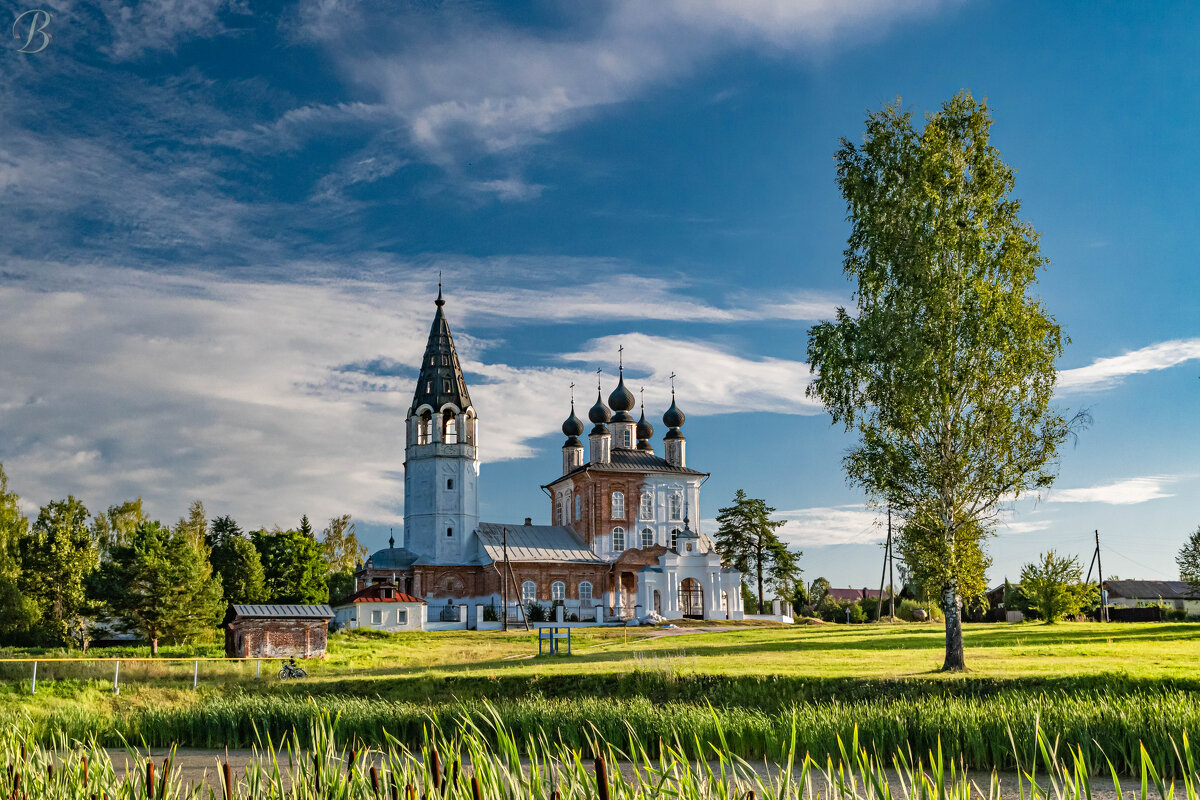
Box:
(1, 621, 1197, 773)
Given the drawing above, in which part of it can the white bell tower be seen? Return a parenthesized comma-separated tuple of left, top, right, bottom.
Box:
(403, 287, 480, 565)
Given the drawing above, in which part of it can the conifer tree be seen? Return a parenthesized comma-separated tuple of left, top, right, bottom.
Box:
(713, 490, 798, 613)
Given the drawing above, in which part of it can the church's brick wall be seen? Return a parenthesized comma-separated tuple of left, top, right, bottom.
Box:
(225, 618, 329, 659)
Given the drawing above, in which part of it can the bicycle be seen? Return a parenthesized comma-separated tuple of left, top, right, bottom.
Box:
(278, 658, 307, 679)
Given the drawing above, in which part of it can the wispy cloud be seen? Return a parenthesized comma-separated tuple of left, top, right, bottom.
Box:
(98, 0, 249, 60)
(1049, 476, 1181, 505)
(775, 505, 888, 547)
(1057, 339, 1200, 393)
(0, 261, 826, 529)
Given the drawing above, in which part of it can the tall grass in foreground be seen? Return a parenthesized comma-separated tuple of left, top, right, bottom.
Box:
(16, 686, 1198, 775)
(2, 710, 1199, 800)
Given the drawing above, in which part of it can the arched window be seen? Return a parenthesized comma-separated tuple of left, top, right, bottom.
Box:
(641, 528, 654, 548)
(671, 529, 680, 550)
(669, 492, 682, 520)
(443, 411, 458, 444)
(612, 526, 625, 550)
(579, 581, 593, 604)
(612, 491, 625, 519)
(555, 497, 563, 524)
(418, 411, 433, 445)
(574, 495, 582, 521)
(639, 492, 653, 520)
(521, 581, 536, 602)
(551, 581, 565, 602)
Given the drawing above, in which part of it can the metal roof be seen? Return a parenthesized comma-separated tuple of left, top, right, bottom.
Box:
(545, 447, 707, 487)
(410, 291, 472, 414)
(230, 604, 334, 619)
(477, 523, 605, 564)
(333, 584, 425, 607)
(365, 546, 419, 571)
(1105, 580, 1200, 600)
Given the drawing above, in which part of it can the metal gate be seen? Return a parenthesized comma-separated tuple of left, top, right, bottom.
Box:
(679, 581, 703, 619)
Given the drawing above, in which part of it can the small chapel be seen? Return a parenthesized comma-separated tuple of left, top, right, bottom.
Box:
(353, 290, 744, 627)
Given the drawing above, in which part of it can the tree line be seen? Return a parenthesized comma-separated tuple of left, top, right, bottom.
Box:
(0, 463, 366, 653)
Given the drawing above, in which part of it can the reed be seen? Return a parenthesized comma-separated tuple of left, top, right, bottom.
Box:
(1, 709, 1197, 800)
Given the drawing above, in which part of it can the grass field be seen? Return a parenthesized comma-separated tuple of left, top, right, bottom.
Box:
(1, 621, 1197, 772)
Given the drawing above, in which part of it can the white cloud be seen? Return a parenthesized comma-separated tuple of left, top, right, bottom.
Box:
(1002, 519, 1053, 534)
(468, 179, 547, 202)
(1057, 339, 1200, 393)
(0, 261, 825, 530)
(565, 334, 823, 417)
(775, 505, 888, 547)
(1049, 476, 1180, 505)
(99, 0, 247, 60)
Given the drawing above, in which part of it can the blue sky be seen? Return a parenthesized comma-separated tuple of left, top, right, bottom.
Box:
(1, 0, 1197, 589)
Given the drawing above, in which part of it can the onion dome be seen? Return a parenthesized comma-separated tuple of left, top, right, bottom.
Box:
(588, 390, 611, 425)
(608, 370, 636, 418)
(562, 403, 585, 438)
(663, 392, 685, 429)
(636, 407, 654, 449)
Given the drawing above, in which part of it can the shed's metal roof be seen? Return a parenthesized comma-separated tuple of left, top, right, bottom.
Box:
(230, 604, 334, 619)
(477, 523, 605, 564)
(1105, 580, 1200, 600)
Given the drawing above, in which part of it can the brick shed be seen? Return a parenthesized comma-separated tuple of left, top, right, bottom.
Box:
(224, 604, 335, 659)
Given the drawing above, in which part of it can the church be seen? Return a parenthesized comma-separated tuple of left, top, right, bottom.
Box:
(354, 290, 744, 627)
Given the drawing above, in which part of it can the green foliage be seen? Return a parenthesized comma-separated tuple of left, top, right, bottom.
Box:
(94, 520, 225, 653)
(898, 598, 944, 622)
(320, 513, 367, 575)
(714, 490, 799, 613)
(173, 500, 208, 547)
(326, 569, 356, 604)
(808, 577, 831, 607)
(90, 497, 147, 556)
(895, 511, 992, 609)
(18, 496, 99, 646)
(806, 92, 1085, 670)
(207, 514, 242, 549)
(252, 528, 330, 604)
(847, 603, 867, 623)
(526, 602, 548, 622)
(0, 465, 35, 636)
(1177, 525, 1200, 589)
(1019, 550, 1099, 623)
(211, 534, 266, 604)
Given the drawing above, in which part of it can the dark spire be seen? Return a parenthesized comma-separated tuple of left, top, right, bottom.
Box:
(562, 385, 585, 438)
(410, 289, 472, 414)
(663, 374, 685, 433)
(636, 387, 654, 449)
(389, 528, 395, 549)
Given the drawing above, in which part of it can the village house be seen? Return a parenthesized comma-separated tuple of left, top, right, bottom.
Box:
(1104, 580, 1200, 616)
(333, 583, 426, 632)
(224, 604, 334, 659)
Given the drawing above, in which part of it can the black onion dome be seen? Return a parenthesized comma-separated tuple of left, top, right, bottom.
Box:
(562, 435, 582, 449)
(636, 408, 654, 441)
(588, 390, 611, 424)
(663, 396, 685, 428)
(562, 404, 584, 437)
(608, 372, 636, 413)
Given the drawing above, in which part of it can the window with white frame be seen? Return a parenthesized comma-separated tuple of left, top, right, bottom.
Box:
(612, 491, 625, 519)
(397, 609, 408, 625)
(669, 492, 682, 520)
(641, 528, 654, 548)
(370, 609, 382, 625)
(612, 526, 625, 550)
(443, 412, 458, 443)
(521, 581, 536, 602)
(555, 497, 563, 524)
(640, 492, 653, 520)
(551, 581, 565, 602)
(579, 581, 593, 604)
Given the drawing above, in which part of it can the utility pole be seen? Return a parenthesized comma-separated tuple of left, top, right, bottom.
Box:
(876, 508, 890, 622)
(502, 526, 509, 632)
(888, 509, 895, 620)
(1096, 529, 1107, 623)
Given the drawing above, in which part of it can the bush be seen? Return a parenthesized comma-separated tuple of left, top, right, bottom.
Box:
(898, 599, 943, 622)
(482, 605, 498, 622)
(848, 603, 867, 623)
(526, 603, 548, 622)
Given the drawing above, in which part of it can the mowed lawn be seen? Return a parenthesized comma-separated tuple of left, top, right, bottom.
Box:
(308, 621, 1200, 684)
